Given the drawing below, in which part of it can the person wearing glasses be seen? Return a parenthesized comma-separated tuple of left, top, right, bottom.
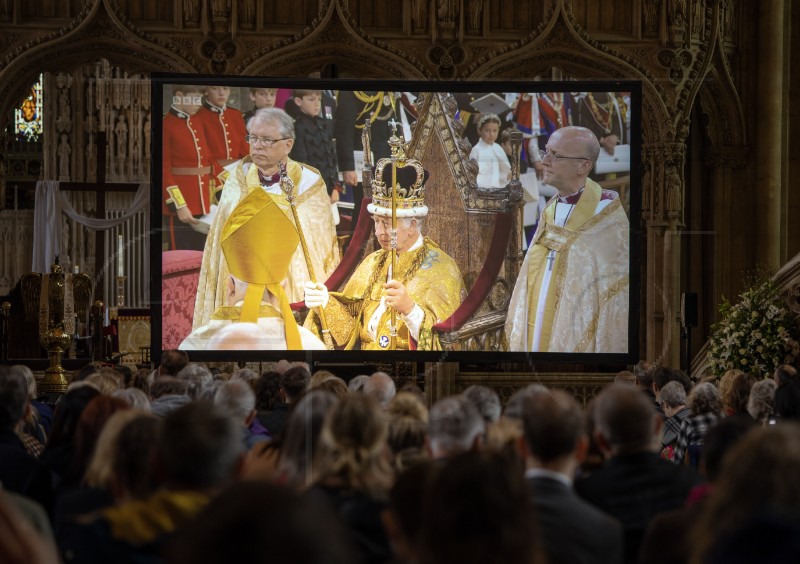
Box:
(505, 126, 629, 353)
(191, 107, 341, 333)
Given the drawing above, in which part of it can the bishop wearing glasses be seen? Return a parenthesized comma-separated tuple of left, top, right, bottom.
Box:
(192, 107, 340, 332)
(505, 126, 629, 353)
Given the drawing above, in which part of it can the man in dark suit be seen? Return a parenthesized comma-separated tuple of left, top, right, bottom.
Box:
(522, 389, 623, 564)
(575, 384, 703, 564)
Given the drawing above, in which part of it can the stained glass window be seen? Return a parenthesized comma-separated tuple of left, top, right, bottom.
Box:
(15, 74, 43, 142)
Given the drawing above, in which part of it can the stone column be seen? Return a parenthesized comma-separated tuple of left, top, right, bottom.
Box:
(754, 0, 785, 268)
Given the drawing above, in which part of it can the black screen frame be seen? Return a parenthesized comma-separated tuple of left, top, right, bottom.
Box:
(150, 73, 641, 367)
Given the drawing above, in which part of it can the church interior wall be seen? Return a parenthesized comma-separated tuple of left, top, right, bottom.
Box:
(0, 0, 795, 375)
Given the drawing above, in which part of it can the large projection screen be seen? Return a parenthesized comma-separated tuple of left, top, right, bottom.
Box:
(151, 74, 641, 365)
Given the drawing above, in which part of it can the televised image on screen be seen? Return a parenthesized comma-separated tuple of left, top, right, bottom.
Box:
(151, 75, 641, 363)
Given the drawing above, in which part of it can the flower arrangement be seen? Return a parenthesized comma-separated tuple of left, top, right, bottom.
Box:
(708, 276, 800, 377)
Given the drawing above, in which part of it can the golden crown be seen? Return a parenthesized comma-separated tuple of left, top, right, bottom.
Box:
(368, 123, 429, 217)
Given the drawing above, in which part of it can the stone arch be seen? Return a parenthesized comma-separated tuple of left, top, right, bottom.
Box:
(237, 0, 430, 79)
(0, 4, 198, 130)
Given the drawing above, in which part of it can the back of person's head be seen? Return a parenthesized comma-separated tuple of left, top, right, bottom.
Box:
(773, 379, 800, 421)
(86, 367, 124, 395)
(255, 371, 282, 411)
(158, 401, 244, 490)
(149, 376, 188, 399)
(503, 384, 550, 420)
(593, 383, 660, 454)
(112, 387, 151, 411)
(167, 481, 354, 564)
(386, 392, 429, 471)
(9, 364, 36, 398)
(160, 349, 189, 376)
(747, 378, 777, 423)
(280, 365, 311, 403)
(701, 415, 757, 482)
(348, 374, 370, 393)
(428, 395, 485, 459)
(773, 364, 798, 386)
(85, 410, 162, 500)
(317, 393, 392, 496)
(214, 380, 256, 424)
(724, 372, 756, 414)
(309, 369, 337, 388)
(718, 369, 745, 403)
(316, 376, 349, 401)
(130, 368, 151, 394)
(278, 389, 339, 488)
(398, 383, 425, 403)
(522, 389, 584, 463)
(388, 461, 438, 564)
(688, 382, 723, 416)
(72, 361, 102, 382)
(614, 370, 636, 386)
(0, 365, 27, 431)
(46, 385, 101, 449)
(660, 380, 687, 409)
(419, 451, 542, 564)
(69, 395, 130, 483)
(485, 418, 525, 472)
(176, 363, 213, 399)
(364, 372, 397, 407)
(230, 368, 259, 390)
(462, 385, 501, 424)
(651, 366, 676, 391)
(634, 360, 655, 389)
(690, 423, 800, 564)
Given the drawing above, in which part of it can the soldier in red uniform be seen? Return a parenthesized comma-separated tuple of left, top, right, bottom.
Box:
(162, 84, 220, 250)
(195, 85, 250, 169)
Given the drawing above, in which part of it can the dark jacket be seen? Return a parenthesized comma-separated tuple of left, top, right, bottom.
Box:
(290, 111, 338, 194)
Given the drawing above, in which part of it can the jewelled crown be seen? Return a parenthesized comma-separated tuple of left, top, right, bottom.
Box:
(367, 123, 430, 218)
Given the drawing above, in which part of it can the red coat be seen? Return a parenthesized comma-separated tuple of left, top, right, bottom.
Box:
(162, 108, 218, 216)
(195, 103, 250, 167)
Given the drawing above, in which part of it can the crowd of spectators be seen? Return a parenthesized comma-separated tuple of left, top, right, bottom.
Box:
(1, 355, 799, 564)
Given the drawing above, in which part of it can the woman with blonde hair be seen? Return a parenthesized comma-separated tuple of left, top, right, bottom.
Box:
(386, 392, 429, 472)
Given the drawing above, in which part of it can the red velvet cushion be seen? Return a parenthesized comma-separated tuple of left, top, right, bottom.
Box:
(161, 251, 203, 350)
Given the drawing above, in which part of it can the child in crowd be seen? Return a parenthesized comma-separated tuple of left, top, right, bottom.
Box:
(289, 89, 340, 204)
(469, 114, 511, 189)
(242, 87, 277, 124)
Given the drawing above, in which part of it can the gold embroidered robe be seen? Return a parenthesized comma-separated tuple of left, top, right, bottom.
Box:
(192, 157, 340, 330)
(305, 237, 465, 350)
(505, 178, 629, 352)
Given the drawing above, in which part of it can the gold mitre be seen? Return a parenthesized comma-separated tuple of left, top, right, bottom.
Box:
(220, 189, 302, 349)
(368, 156, 430, 218)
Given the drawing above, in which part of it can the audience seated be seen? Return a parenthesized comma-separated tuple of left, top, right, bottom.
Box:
(363, 372, 397, 408)
(166, 481, 354, 564)
(671, 382, 723, 466)
(385, 391, 430, 472)
(689, 423, 800, 564)
(0, 366, 53, 513)
(419, 451, 545, 564)
(427, 395, 485, 459)
(260, 366, 310, 437)
(462, 385, 501, 424)
(639, 415, 756, 564)
(574, 384, 701, 564)
(3, 356, 799, 564)
(522, 390, 623, 564)
(347, 374, 370, 393)
(309, 393, 394, 563)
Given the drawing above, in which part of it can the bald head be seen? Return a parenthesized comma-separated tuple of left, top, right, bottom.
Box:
(364, 372, 396, 407)
(208, 322, 278, 350)
(552, 126, 600, 163)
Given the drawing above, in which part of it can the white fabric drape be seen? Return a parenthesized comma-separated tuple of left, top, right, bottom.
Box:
(33, 180, 150, 284)
(32, 180, 62, 272)
(59, 182, 150, 229)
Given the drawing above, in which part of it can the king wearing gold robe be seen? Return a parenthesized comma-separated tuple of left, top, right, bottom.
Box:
(505, 126, 629, 353)
(303, 146, 465, 350)
(192, 108, 340, 331)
